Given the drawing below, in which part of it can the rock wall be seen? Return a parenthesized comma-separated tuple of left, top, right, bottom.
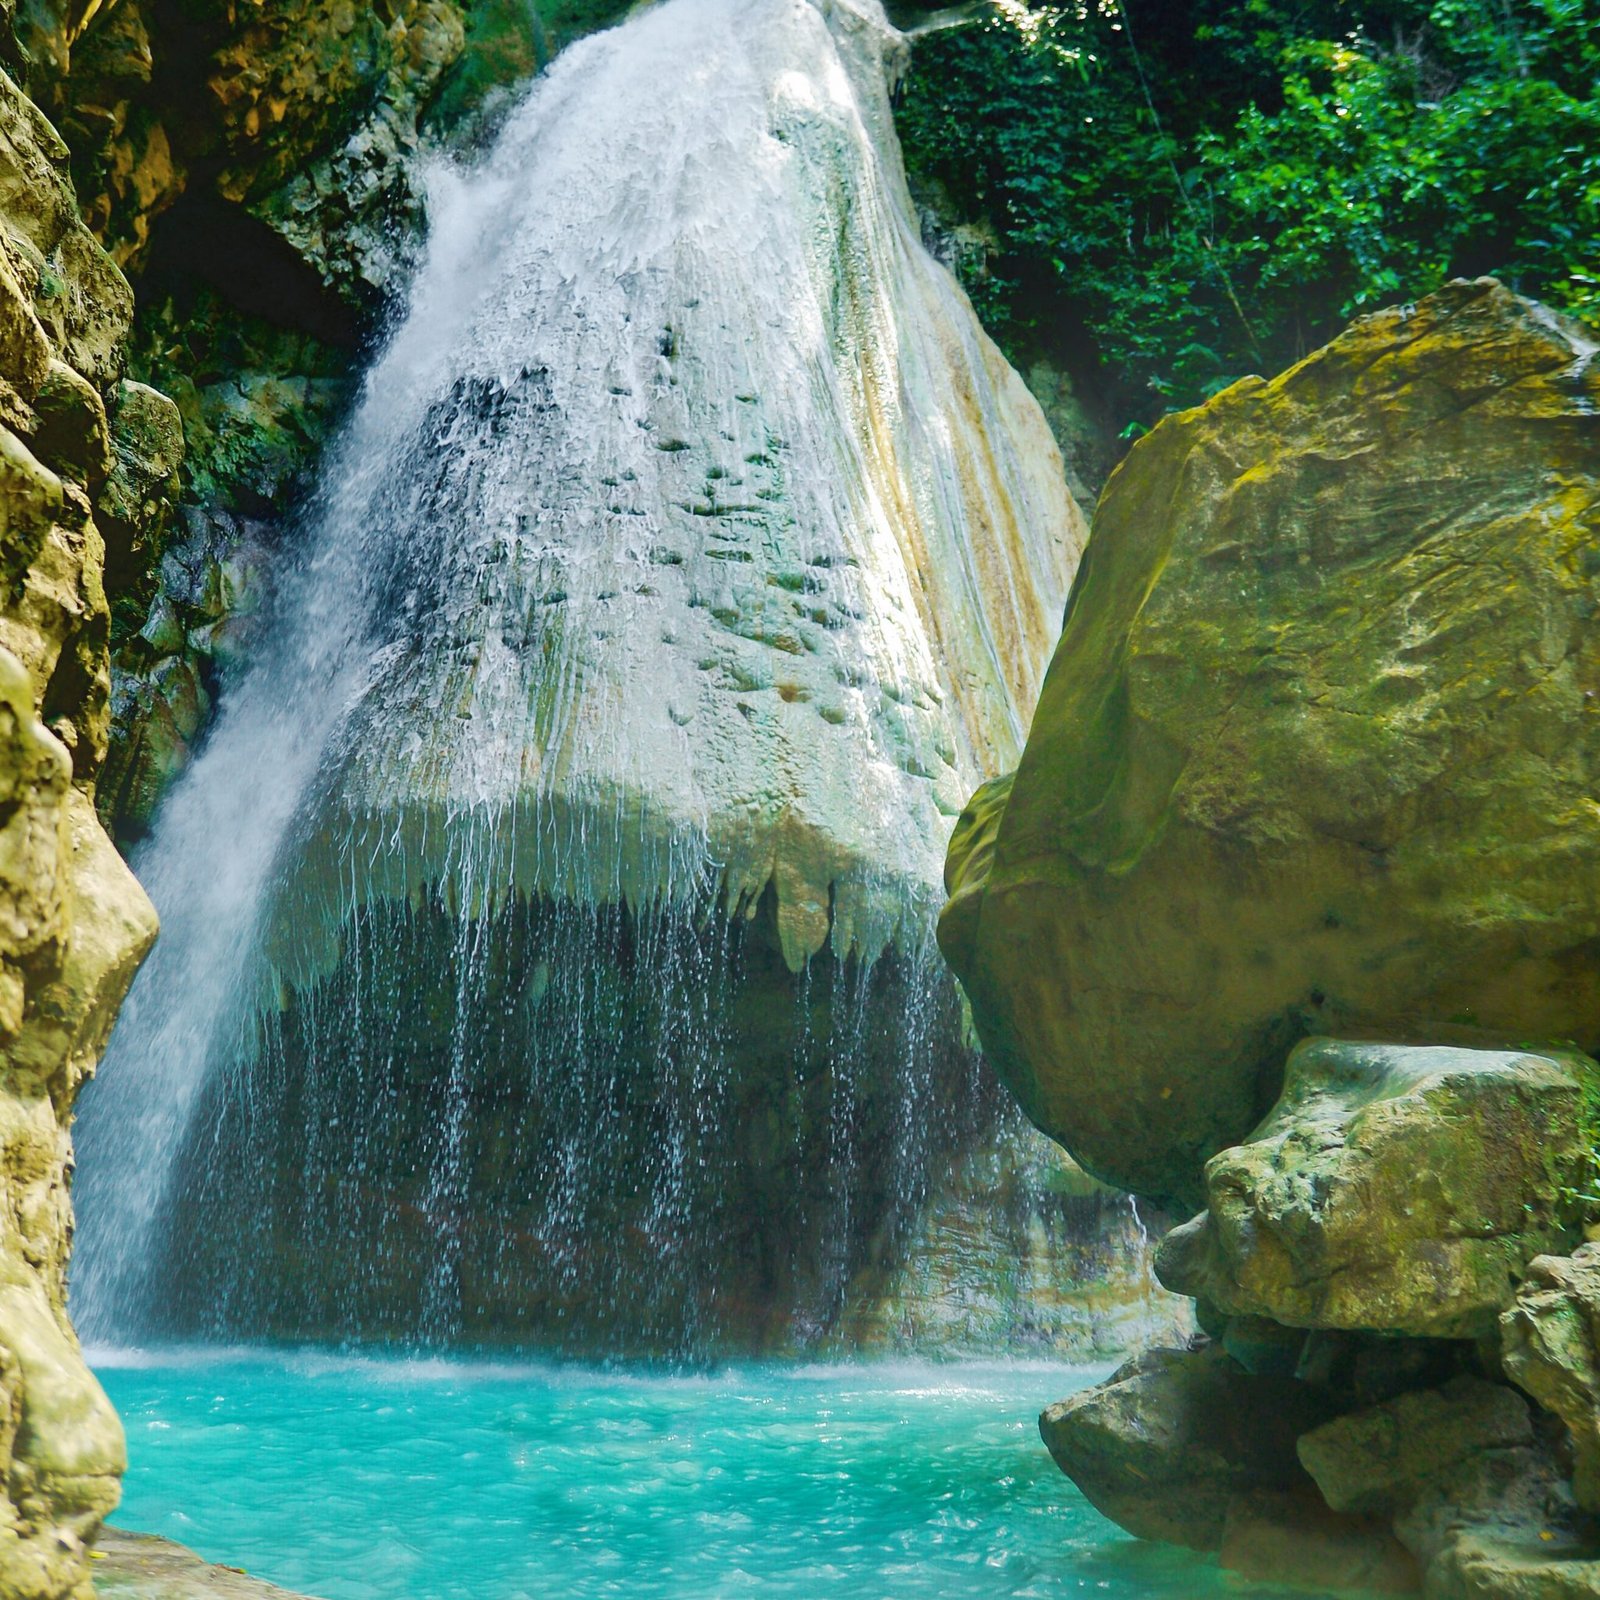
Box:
(941, 279, 1600, 1598)
(0, 53, 159, 1600)
(13, 0, 474, 843)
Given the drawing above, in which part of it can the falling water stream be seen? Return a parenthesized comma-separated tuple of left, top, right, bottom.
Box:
(55, 1, 1257, 1592)
(73, 0, 1086, 1356)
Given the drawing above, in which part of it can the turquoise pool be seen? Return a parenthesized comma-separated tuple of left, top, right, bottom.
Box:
(96, 1353, 1331, 1599)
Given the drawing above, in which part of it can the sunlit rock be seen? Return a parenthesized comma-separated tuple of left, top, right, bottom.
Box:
(940, 278, 1600, 1211)
(1156, 1039, 1596, 1339)
(0, 56, 160, 1600)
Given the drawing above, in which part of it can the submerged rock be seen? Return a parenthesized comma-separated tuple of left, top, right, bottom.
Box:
(92, 1528, 320, 1600)
(940, 277, 1600, 1212)
(1218, 1491, 1421, 1595)
(1156, 1039, 1594, 1339)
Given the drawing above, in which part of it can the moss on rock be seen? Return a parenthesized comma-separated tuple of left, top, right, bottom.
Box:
(1155, 1038, 1597, 1340)
(941, 277, 1600, 1212)
(0, 49, 159, 1599)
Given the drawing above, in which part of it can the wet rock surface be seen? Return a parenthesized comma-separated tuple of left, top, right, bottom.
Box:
(92, 1528, 318, 1600)
(1038, 1343, 1341, 1550)
(1156, 1039, 1595, 1339)
(1218, 1490, 1422, 1595)
(941, 277, 1600, 1215)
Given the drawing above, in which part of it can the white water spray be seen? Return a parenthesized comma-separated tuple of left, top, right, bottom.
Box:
(72, 0, 1082, 1342)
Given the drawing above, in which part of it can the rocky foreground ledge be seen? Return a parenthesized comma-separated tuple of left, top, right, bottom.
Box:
(92, 1530, 320, 1600)
(942, 279, 1600, 1598)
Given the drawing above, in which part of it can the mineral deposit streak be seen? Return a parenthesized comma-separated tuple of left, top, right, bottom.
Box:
(72, 0, 1080, 1349)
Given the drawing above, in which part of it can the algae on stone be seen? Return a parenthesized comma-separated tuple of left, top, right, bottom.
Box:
(1501, 1242, 1600, 1515)
(940, 282, 1600, 1600)
(0, 46, 160, 1600)
(1156, 1038, 1596, 1339)
(833, 1114, 1189, 1358)
(1037, 1342, 1342, 1550)
(940, 277, 1600, 1212)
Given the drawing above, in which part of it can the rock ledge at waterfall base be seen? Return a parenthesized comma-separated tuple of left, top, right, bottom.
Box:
(91, 1530, 320, 1600)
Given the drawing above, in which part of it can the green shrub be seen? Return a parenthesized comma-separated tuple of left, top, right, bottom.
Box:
(896, 0, 1600, 424)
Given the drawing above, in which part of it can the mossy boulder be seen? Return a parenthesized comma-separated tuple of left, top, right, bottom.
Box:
(940, 278, 1600, 1210)
(1155, 1039, 1596, 1339)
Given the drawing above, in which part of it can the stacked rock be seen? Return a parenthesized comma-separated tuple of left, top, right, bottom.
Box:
(941, 279, 1600, 1598)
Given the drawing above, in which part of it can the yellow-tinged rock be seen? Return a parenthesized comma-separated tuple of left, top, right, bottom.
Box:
(0, 50, 158, 1600)
(941, 279, 1600, 1210)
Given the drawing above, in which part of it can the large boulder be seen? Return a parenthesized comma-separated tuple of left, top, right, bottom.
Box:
(1155, 1039, 1594, 1338)
(940, 278, 1600, 1210)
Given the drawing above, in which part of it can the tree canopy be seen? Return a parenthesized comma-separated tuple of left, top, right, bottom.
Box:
(897, 0, 1600, 425)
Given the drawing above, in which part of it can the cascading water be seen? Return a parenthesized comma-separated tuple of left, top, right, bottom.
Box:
(72, 0, 1087, 1354)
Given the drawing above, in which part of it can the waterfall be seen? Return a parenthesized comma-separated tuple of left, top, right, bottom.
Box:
(71, 0, 1082, 1353)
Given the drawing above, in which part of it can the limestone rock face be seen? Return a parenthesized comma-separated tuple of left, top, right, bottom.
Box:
(1298, 1376, 1536, 1519)
(0, 49, 160, 1600)
(940, 277, 1600, 1210)
(833, 1117, 1190, 1358)
(1501, 1242, 1600, 1514)
(20, 0, 466, 307)
(1037, 1343, 1341, 1550)
(16, 0, 484, 839)
(1155, 1039, 1594, 1339)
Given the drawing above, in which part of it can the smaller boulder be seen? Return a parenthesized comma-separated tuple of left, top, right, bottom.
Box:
(1156, 1038, 1594, 1338)
(1500, 1241, 1600, 1512)
(1038, 1343, 1341, 1550)
(1220, 1313, 1306, 1377)
(1298, 1375, 1534, 1518)
(1394, 1432, 1598, 1599)
(1427, 1528, 1600, 1600)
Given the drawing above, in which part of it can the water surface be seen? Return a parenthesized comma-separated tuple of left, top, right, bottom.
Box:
(97, 1353, 1336, 1599)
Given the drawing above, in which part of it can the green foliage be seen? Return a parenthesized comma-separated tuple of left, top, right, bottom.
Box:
(896, 0, 1600, 422)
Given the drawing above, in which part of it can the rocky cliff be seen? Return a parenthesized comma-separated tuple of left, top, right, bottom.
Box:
(0, 52, 160, 1600)
(943, 278, 1600, 1596)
